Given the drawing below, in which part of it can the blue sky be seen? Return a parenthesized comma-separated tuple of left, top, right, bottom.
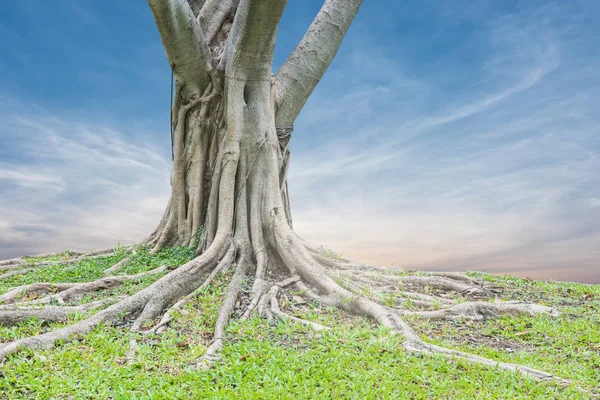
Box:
(0, 0, 599, 283)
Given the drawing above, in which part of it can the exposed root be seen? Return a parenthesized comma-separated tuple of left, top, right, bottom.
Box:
(1, 266, 167, 306)
(240, 278, 268, 320)
(405, 341, 568, 383)
(400, 275, 493, 299)
(252, 275, 303, 320)
(0, 300, 108, 326)
(102, 258, 130, 276)
(402, 301, 560, 320)
(0, 283, 82, 304)
(147, 247, 235, 334)
(0, 247, 118, 268)
(195, 256, 249, 369)
(267, 213, 566, 383)
(0, 231, 567, 386)
(0, 294, 150, 362)
(268, 285, 329, 331)
(421, 271, 484, 285)
(256, 285, 275, 320)
(397, 291, 454, 305)
(0, 268, 36, 280)
(129, 239, 231, 332)
(0, 236, 226, 362)
(0, 250, 134, 281)
(126, 338, 138, 366)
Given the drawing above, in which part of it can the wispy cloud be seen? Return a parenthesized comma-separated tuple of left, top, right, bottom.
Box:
(0, 1, 598, 283)
(289, 2, 600, 283)
(0, 102, 170, 257)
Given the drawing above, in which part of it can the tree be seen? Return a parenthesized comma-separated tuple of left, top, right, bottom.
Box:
(0, 0, 564, 381)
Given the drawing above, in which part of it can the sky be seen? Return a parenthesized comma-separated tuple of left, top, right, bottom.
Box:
(0, 0, 599, 283)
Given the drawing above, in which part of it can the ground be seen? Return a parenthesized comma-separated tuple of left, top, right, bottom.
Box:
(0, 245, 598, 399)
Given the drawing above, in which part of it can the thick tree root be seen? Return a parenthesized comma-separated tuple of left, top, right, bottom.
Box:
(0, 300, 108, 326)
(0, 266, 167, 306)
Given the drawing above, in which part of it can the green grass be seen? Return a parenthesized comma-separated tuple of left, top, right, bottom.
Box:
(0, 249, 598, 399)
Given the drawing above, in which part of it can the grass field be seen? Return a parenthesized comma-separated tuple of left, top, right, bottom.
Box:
(0, 246, 598, 399)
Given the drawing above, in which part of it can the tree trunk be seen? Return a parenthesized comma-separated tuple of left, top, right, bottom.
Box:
(150, 84, 293, 253)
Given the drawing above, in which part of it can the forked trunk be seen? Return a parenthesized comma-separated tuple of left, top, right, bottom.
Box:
(149, 80, 293, 254)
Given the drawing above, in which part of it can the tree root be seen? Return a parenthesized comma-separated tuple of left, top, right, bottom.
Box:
(405, 341, 567, 383)
(269, 218, 566, 383)
(102, 258, 130, 276)
(0, 300, 108, 326)
(0, 238, 567, 386)
(147, 247, 235, 334)
(194, 254, 249, 369)
(0, 266, 167, 306)
(268, 285, 329, 331)
(126, 338, 138, 366)
(0, 268, 36, 280)
(0, 247, 122, 271)
(399, 275, 493, 299)
(401, 301, 560, 320)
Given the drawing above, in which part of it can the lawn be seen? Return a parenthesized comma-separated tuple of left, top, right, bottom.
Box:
(0, 246, 598, 399)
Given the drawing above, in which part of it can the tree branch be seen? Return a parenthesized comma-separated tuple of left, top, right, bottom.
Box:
(274, 0, 363, 128)
(198, 0, 238, 43)
(148, 0, 214, 90)
(224, 0, 287, 79)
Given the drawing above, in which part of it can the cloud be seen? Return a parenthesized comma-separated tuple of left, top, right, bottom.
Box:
(0, 102, 171, 257)
(289, 2, 600, 283)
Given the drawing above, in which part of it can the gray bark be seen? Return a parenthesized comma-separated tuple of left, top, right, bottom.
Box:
(149, 0, 213, 90)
